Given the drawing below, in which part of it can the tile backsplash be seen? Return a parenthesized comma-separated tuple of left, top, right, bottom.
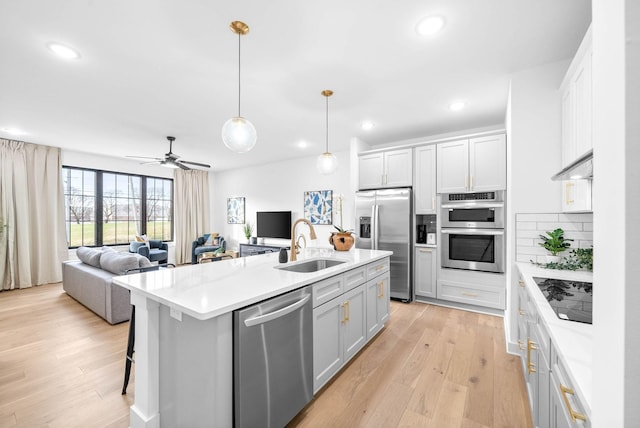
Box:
(516, 213, 593, 263)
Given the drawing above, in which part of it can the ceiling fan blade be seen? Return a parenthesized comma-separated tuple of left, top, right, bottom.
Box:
(179, 160, 211, 168)
(141, 160, 162, 165)
(126, 155, 163, 161)
(175, 162, 191, 170)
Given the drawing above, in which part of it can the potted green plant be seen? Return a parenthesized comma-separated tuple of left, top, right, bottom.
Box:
(538, 228, 573, 263)
(243, 222, 253, 244)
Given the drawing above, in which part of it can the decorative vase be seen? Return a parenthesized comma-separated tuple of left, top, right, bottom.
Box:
(329, 232, 355, 251)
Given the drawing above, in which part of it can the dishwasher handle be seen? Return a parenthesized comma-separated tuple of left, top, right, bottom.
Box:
(244, 294, 310, 327)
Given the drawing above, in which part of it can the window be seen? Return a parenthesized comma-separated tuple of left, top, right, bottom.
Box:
(62, 166, 173, 248)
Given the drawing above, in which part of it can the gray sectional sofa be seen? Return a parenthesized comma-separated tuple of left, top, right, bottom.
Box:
(62, 246, 152, 324)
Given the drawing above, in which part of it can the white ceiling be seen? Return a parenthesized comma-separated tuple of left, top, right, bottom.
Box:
(0, 0, 591, 172)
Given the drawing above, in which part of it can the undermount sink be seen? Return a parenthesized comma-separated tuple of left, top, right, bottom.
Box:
(276, 258, 346, 273)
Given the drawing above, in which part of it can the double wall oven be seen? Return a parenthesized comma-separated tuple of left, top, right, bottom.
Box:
(440, 191, 505, 273)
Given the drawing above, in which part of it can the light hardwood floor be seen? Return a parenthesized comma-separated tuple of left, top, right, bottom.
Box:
(0, 283, 532, 428)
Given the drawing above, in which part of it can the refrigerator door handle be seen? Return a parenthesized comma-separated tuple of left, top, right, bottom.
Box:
(374, 204, 380, 250)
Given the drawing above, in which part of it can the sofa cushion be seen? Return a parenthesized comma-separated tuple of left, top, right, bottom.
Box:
(76, 246, 103, 268)
(100, 250, 141, 275)
(136, 254, 153, 269)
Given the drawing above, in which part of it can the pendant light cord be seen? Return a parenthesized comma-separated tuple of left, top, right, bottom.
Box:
(325, 95, 329, 153)
(237, 32, 241, 117)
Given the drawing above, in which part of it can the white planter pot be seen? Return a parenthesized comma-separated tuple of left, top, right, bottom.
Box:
(545, 255, 562, 263)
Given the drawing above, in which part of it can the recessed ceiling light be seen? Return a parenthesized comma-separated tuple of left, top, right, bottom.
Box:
(361, 121, 375, 131)
(296, 140, 310, 149)
(416, 15, 445, 36)
(0, 127, 28, 136)
(449, 101, 466, 111)
(46, 42, 81, 60)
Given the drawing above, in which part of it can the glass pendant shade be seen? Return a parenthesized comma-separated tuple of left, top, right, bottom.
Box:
(317, 152, 338, 175)
(222, 116, 257, 153)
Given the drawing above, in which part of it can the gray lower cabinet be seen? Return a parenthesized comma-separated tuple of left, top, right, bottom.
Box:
(550, 350, 590, 428)
(517, 270, 589, 428)
(313, 258, 390, 393)
(414, 247, 436, 298)
(313, 285, 366, 393)
(366, 270, 390, 339)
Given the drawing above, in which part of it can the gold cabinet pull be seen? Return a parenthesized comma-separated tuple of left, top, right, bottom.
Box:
(519, 308, 526, 316)
(470, 175, 474, 190)
(464, 175, 468, 191)
(341, 302, 348, 324)
(560, 384, 588, 422)
(518, 280, 525, 288)
(419, 249, 432, 254)
(345, 300, 350, 322)
(375, 264, 385, 271)
(461, 292, 478, 297)
(378, 281, 384, 298)
(527, 338, 537, 374)
(517, 340, 526, 351)
(431, 196, 435, 211)
(565, 182, 575, 204)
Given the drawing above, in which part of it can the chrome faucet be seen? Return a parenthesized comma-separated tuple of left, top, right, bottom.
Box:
(290, 218, 317, 262)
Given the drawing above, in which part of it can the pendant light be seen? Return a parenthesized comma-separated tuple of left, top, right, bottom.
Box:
(222, 21, 257, 153)
(317, 89, 338, 175)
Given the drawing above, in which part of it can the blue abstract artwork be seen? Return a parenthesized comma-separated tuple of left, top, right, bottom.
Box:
(227, 197, 245, 224)
(304, 190, 333, 225)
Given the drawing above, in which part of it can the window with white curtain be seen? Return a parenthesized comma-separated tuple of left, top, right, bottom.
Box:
(62, 166, 173, 248)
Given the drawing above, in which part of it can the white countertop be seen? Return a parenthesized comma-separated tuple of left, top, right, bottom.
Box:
(114, 247, 392, 321)
(516, 262, 592, 416)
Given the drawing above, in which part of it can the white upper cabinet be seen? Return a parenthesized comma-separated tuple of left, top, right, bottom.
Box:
(414, 145, 437, 214)
(469, 134, 507, 192)
(561, 25, 592, 167)
(358, 148, 412, 189)
(437, 134, 506, 193)
(560, 25, 592, 213)
(436, 139, 469, 193)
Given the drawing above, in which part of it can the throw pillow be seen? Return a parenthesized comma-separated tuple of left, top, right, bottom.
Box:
(100, 250, 141, 275)
(135, 234, 150, 248)
(204, 233, 212, 246)
(76, 246, 102, 268)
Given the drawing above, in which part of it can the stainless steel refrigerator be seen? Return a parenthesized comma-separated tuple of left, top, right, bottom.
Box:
(355, 188, 412, 301)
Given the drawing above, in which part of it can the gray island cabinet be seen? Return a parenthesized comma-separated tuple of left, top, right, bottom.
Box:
(114, 248, 392, 428)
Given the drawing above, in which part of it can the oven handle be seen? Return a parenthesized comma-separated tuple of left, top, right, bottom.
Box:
(441, 228, 504, 236)
(441, 203, 504, 209)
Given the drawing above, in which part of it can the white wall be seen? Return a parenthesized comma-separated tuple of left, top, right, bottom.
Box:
(211, 150, 353, 251)
(592, 0, 640, 425)
(505, 59, 569, 350)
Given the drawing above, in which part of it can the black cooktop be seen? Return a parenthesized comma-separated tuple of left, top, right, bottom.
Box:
(533, 277, 593, 324)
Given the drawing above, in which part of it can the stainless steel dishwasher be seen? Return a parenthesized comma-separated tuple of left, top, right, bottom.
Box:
(233, 285, 313, 428)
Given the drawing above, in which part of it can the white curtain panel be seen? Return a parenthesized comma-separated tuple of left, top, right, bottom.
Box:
(173, 169, 210, 265)
(0, 140, 68, 290)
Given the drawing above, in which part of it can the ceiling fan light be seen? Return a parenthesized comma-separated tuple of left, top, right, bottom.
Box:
(222, 116, 257, 153)
(317, 152, 338, 175)
(161, 160, 180, 169)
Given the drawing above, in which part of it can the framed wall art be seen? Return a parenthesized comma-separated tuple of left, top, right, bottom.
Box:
(304, 190, 333, 225)
(227, 197, 245, 224)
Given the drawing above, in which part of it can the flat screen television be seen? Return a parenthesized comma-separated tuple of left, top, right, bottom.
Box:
(256, 211, 292, 240)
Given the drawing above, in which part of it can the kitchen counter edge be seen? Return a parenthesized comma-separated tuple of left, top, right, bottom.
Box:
(113, 248, 393, 321)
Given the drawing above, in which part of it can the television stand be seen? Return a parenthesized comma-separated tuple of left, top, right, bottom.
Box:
(239, 243, 290, 258)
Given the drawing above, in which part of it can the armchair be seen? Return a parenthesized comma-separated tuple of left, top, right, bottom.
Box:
(129, 239, 169, 264)
(192, 235, 226, 264)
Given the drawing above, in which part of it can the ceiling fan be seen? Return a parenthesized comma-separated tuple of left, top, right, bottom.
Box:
(127, 136, 211, 170)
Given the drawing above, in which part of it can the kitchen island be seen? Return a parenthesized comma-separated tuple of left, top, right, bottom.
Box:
(114, 247, 392, 428)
